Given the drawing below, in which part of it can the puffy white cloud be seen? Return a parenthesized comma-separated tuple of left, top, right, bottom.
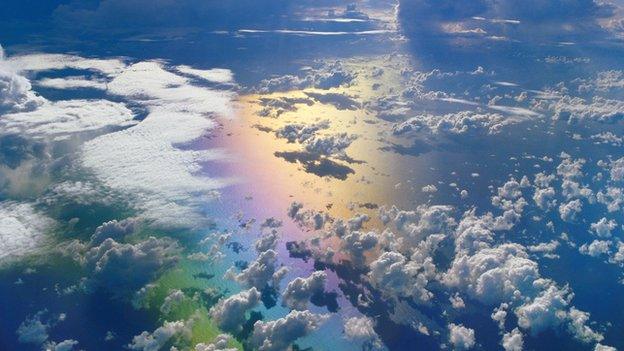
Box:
(589, 218, 617, 238)
(89, 218, 137, 246)
(275, 121, 329, 143)
(254, 230, 279, 253)
(228, 249, 284, 289)
(595, 344, 617, 351)
(282, 271, 328, 310)
(579, 240, 611, 257)
(501, 328, 523, 351)
(257, 61, 355, 93)
(0, 201, 56, 264)
(444, 243, 540, 304)
(160, 289, 186, 315)
(7, 53, 126, 76)
(369, 250, 434, 303)
(43, 339, 79, 351)
(559, 199, 582, 222)
(567, 308, 604, 343)
(209, 288, 261, 333)
(250, 310, 329, 351)
(343, 316, 383, 350)
(303, 133, 356, 158)
(1, 99, 135, 140)
(597, 187, 624, 212)
(610, 157, 624, 182)
(0, 45, 45, 114)
(392, 111, 510, 138)
(536, 95, 624, 123)
(16, 310, 50, 345)
(448, 323, 476, 350)
(515, 285, 571, 335)
(128, 320, 189, 351)
(194, 334, 237, 351)
(37, 76, 107, 90)
(82, 237, 180, 295)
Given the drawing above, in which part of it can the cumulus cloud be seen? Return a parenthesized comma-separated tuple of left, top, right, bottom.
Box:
(501, 328, 523, 351)
(128, 320, 189, 351)
(43, 339, 80, 351)
(448, 323, 476, 350)
(209, 288, 261, 333)
(256, 61, 355, 93)
(0, 201, 56, 264)
(281, 271, 328, 310)
(343, 316, 384, 350)
(80, 237, 180, 296)
(250, 310, 329, 351)
(0, 45, 44, 113)
(16, 310, 51, 345)
(393, 111, 510, 137)
(194, 334, 237, 351)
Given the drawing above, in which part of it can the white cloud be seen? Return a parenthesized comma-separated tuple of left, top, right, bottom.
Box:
(589, 218, 617, 238)
(81, 61, 237, 228)
(250, 310, 329, 351)
(0, 201, 56, 265)
(176, 65, 234, 84)
(448, 323, 475, 350)
(194, 334, 237, 351)
(579, 240, 611, 257)
(282, 271, 328, 310)
(0, 45, 45, 113)
(343, 316, 383, 350)
(501, 328, 523, 351)
(37, 76, 107, 90)
(43, 339, 79, 351)
(128, 320, 189, 351)
(1, 99, 135, 140)
(209, 288, 261, 333)
(7, 53, 127, 77)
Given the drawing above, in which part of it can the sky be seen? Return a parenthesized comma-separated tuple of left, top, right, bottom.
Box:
(1, 1, 624, 351)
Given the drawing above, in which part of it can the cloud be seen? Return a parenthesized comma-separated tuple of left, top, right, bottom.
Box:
(250, 310, 329, 351)
(256, 61, 355, 93)
(501, 328, 523, 351)
(392, 111, 511, 138)
(228, 249, 283, 290)
(209, 287, 261, 333)
(36, 76, 107, 90)
(89, 218, 137, 246)
(368, 250, 435, 303)
(589, 218, 617, 238)
(176, 66, 234, 84)
(1, 99, 136, 140)
(343, 316, 383, 350)
(0, 45, 44, 114)
(43, 339, 80, 351)
(281, 271, 328, 310)
(128, 320, 189, 351)
(80, 60, 237, 228)
(16, 310, 51, 345)
(194, 334, 237, 351)
(448, 323, 476, 350)
(0, 201, 56, 265)
(81, 236, 180, 296)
